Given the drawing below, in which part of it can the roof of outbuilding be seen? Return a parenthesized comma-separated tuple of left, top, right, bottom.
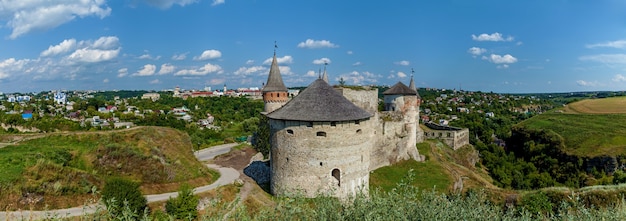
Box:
(383, 81, 418, 95)
(266, 79, 372, 122)
(262, 53, 288, 92)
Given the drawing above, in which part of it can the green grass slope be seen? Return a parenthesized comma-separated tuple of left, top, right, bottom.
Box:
(0, 126, 218, 210)
(517, 110, 626, 157)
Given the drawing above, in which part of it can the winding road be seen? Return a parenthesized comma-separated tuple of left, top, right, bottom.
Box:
(0, 143, 240, 220)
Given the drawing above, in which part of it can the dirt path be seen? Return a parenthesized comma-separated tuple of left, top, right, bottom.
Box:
(0, 142, 241, 220)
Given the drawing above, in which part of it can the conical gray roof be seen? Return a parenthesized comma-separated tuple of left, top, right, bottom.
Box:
(408, 76, 421, 99)
(266, 79, 372, 122)
(262, 53, 288, 92)
(383, 81, 417, 95)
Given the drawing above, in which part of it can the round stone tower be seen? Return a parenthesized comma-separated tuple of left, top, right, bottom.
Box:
(262, 51, 288, 113)
(266, 79, 374, 198)
(383, 80, 421, 158)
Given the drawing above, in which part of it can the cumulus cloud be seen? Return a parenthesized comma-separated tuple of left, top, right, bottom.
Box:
(613, 74, 626, 82)
(297, 39, 339, 49)
(397, 71, 407, 78)
(138, 53, 160, 60)
(347, 51, 353, 55)
(245, 60, 254, 65)
(305, 70, 317, 77)
(263, 55, 293, 65)
(103, 78, 109, 83)
(193, 49, 222, 60)
(467, 47, 487, 57)
(158, 63, 175, 75)
(576, 80, 599, 87)
(141, 0, 199, 9)
(338, 71, 378, 85)
(313, 57, 331, 65)
(0, 1, 112, 39)
(117, 68, 128, 77)
(279, 66, 293, 75)
(586, 40, 626, 49)
(211, 0, 225, 6)
(471, 32, 514, 42)
(133, 64, 157, 76)
(172, 53, 187, 60)
(149, 79, 161, 84)
(64, 36, 121, 63)
(482, 54, 518, 64)
(579, 54, 626, 64)
(41, 39, 77, 57)
(175, 63, 223, 76)
(394, 60, 410, 66)
(0, 58, 30, 80)
(234, 66, 267, 76)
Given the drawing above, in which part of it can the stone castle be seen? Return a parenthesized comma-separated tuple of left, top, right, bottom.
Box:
(261, 50, 425, 199)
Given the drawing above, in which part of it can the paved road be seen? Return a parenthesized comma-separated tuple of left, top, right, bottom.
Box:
(0, 143, 241, 220)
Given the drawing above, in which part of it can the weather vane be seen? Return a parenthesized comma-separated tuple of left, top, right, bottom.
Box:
(274, 41, 278, 54)
(411, 68, 415, 77)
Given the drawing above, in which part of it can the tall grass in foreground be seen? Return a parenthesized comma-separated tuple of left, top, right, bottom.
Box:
(44, 174, 626, 221)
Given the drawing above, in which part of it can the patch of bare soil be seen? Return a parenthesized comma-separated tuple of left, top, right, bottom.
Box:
(212, 147, 258, 171)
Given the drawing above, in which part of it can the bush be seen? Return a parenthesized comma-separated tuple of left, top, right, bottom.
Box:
(101, 177, 148, 218)
(165, 183, 199, 220)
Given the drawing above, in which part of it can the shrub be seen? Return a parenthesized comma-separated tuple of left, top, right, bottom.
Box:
(165, 183, 199, 220)
(101, 177, 148, 218)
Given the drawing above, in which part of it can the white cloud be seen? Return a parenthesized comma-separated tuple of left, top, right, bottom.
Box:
(158, 63, 175, 75)
(172, 53, 187, 60)
(193, 49, 222, 60)
(339, 71, 378, 85)
(117, 68, 128, 77)
(305, 70, 317, 77)
(352, 61, 362, 66)
(175, 63, 223, 76)
(347, 51, 353, 55)
(263, 55, 293, 65)
(149, 79, 161, 84)
(0, 58, 29, 80)
(65, 36, 121, 63)
(297, 39, 339, 49)
(141, 0, 199, 9)
(467, 47, 487, 57)
(313, 57, 331, 65)
(579, 54, 626, 64)
(234, 66, 267, 76)
(245, 60, 254, 65)
(41, 39, 76, 57)
(613, 74, 626, 82)
(471, 32, 514, 42)
(497, 64, 510, 69)
(482, 54, 518, 64)
(397, 71, 407, 78)
(103, 78, 109, 83)
(586, 40, 626, 49)
(279, 66, 293, 75)
(133, 64, 157, 76)
(211, 0, 225, 6)
(1, 1, 112, 39)
(576, 80, 599, 87)
(394, 60, 410, 66)
(139, 53, 159, 60)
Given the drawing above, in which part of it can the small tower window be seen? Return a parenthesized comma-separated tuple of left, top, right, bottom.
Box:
(331, 121, 337, 127)
(317, 131, 327, 137)
(355, 120, 360, 125)
(332, 169, 341, 187)
(307, 122, 313, 127)
(277, 93, 280, 97)
(286, 129, 294, 135)
(320, 162, 323, 166)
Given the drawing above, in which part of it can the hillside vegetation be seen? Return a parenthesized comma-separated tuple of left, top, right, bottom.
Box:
(0, 126, 218, 210)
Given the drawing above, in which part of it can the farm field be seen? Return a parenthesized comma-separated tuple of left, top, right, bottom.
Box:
(564, 96, 626, 114)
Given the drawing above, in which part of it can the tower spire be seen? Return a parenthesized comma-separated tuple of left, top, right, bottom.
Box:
(262, 42, 289, 113)
(409, 68, 417, 94)
(322, 62, 329, 83)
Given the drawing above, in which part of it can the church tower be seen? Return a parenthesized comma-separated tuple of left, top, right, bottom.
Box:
(262, 46, 288, 113)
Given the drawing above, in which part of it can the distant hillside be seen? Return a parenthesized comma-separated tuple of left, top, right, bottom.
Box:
(0, 126, 218, 210)
(564, 96, 626, 114)
(517, 106, 626, 157)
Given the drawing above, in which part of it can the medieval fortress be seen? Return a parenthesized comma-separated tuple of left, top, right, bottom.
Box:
(261, 51, 468, 199)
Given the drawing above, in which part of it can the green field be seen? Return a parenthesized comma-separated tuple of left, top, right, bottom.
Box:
(519, 109, 626, 157)
(565, 96, 626, 114)
(0, 126, 218, 209)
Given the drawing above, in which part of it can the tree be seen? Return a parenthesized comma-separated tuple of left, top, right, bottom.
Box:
(253, 115, 271, 158)
(101, 177, 148, 218)
(165, 183, 199, 220)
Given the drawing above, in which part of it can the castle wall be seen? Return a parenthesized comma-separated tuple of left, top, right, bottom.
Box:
(335, 87, 378, 114)
(269, 118, 373, 198)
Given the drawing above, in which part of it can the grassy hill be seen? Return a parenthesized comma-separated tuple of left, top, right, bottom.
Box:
(517, 99, 626, 157)
(0, 126, 218, 210)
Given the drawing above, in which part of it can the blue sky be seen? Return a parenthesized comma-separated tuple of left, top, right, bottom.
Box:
(1, 0, 626, 93)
